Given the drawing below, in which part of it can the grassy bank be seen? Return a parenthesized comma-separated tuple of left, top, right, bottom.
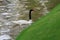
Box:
(16, 4, 60, 40)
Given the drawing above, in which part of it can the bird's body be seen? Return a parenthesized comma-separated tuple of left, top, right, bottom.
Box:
(12, 20, 32, 25)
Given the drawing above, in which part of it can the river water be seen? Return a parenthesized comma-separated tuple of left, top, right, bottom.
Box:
(0, 0, 50, 40)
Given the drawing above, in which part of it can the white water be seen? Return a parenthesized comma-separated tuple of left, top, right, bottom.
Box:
(0, 34, 13, 40)
(0, 0, 20, 40)
(0, 0, 28, 40)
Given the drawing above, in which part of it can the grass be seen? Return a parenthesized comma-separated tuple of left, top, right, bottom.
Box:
(16, 4, 60, 40)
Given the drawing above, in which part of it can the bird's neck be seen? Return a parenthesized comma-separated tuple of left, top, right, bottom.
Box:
(29, 11, 32, 20)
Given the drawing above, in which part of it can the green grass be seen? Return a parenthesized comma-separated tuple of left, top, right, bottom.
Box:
(16, 4, 60, 40)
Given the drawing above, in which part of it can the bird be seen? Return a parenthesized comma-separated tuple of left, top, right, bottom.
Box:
(12, 9, 34, 26)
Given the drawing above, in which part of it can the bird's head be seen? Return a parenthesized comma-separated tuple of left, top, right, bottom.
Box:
(30, 9, 34, 12)
(29, 9, 35, 14)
